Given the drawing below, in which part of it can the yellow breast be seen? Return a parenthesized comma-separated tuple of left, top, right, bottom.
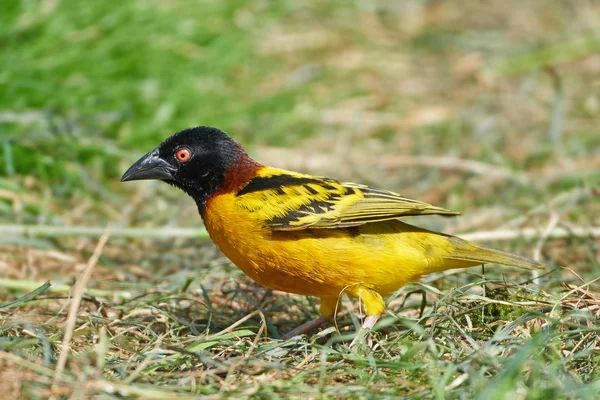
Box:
(203, 192, 466, 299)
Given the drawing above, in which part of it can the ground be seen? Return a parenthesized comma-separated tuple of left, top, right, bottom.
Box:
(1, 1, 599, 399)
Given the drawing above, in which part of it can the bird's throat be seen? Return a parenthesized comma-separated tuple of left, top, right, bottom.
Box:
(217, 155, 263, 196)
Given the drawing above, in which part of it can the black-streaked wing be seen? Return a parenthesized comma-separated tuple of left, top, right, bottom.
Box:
(235, 169, 459, 231)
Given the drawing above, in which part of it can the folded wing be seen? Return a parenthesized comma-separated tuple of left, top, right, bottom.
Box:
(235, 168, 459, 231)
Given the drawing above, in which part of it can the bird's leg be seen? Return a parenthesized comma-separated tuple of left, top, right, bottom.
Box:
(281, 297, 339, 340)
(281, 316, 330, 340)
(349, 286, 385, 347)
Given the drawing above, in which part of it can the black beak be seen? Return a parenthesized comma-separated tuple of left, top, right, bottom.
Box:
(121, 149, 176, 182)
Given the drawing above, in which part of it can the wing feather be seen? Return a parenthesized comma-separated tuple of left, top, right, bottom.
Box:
(235, 168, 459, 230)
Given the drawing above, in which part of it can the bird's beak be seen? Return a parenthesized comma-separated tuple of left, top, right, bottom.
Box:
(121, 149, 176, 182)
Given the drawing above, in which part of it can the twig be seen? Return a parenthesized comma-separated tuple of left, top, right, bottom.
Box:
(546, 67, 564, 150)
(499, 186, 590, 229)
(1, 224, 598, 243)
(0, 278, 129, 298)
(532, 214, 560, 283)
(380, 155, 529, 184)
(124, 334, 165, 384)
(53, 232, 110, 385)
(460, 226, 600, 242)
(220, 311, 268, 392)
(0, 351, 61, 378)
(0, 224, 208, 239)
(552, 275, 600, 316)
(445, 373, 469, 391)
(257, 147, 599, 186)
(205, 310, 264, 341)
(256, 148, 529, 184)
(0, 281, 52, 309)
(85, 380, 197, 399)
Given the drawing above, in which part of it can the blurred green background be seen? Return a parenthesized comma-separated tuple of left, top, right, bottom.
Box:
(2, 0, 598, 229)
(1, 1, 599, 398)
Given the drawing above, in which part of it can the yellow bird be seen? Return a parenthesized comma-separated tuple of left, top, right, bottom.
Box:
(122, 126, 545, 339)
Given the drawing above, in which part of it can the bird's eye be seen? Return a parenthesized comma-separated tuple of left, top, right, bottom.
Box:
(176, 148, 191, 163)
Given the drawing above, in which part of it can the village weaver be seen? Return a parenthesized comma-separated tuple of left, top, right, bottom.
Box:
(121, 126, 544, 340)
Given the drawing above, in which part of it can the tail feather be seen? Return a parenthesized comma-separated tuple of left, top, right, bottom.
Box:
(446, 237, 545, 271)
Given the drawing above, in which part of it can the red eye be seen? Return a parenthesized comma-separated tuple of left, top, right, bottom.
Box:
(176, 148, 191, 162)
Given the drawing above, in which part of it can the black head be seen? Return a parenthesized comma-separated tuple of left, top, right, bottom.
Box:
(121, 126, 248, 211)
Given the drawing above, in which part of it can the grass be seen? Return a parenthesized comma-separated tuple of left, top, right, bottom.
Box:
(1, 0, 600, 398)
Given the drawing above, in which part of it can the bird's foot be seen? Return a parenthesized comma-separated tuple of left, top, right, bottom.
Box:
(281, 316, 330, 340)
(350, 315, 380, 347)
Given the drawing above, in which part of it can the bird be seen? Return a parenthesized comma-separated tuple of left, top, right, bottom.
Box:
(121, 126, 544, 341)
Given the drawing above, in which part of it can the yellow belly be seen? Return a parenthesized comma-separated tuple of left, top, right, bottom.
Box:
(203, 193, 472, 299)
